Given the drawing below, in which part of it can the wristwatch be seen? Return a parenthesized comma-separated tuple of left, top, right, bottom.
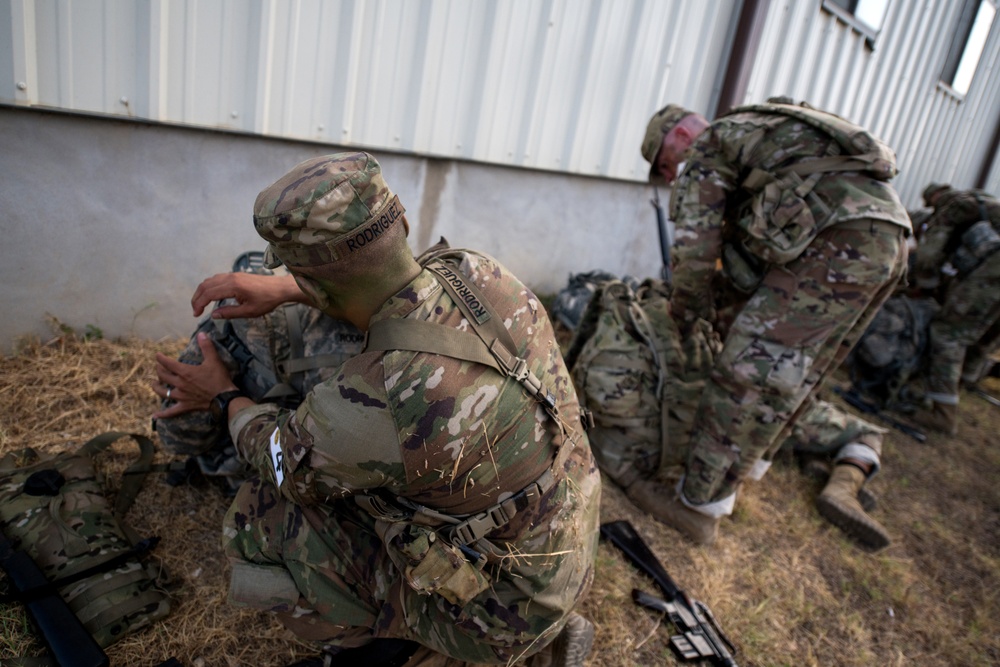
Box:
(210, 389, 247, 423)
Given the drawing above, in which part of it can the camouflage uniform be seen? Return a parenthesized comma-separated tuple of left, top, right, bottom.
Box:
(222, 153, 601, 663)
(783, 396, 885, 470)
(156, 304, 364, 457)
(912, 189, 1000, 401)
(666, 108, 910, 510)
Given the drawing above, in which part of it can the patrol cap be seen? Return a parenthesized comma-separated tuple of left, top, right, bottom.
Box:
(641, 104, 695, 184)
(922, 182, 952, 205)
(253, 152, 406, 269)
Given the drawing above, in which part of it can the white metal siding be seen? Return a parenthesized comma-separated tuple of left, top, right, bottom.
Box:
(3, 0, 998, 200)
(744, 0, 1000, 203)
(0, 0, 738, 181)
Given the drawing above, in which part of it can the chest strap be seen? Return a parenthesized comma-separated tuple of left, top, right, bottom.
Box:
(365, 260, 560, 420)
(359, 258, 576, 546)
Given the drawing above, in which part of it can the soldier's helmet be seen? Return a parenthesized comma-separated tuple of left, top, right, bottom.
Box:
(922, 182, 952, 207)
(254, 152, 406, 270)
(641, 104, 694, 184)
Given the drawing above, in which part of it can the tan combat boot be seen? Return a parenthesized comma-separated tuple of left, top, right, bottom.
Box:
(626, 479, 720, 546)
(816, 464, 891, 551)
(800, 456, 877, 511)
(912, 401, 958, 435)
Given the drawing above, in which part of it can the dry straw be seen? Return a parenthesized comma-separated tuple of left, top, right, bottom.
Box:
(1, 322, 999, 666)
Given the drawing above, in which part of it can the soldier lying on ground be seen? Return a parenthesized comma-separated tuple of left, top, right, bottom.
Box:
(150, 152, 601, 667)
(634, 100, 910, 547)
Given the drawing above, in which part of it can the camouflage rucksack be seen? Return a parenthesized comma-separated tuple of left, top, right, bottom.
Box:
(0, 432, 172, 648)
(846, 295, 940, 407)
(720, 101, 898, 265)
(567, 279, 721, 488)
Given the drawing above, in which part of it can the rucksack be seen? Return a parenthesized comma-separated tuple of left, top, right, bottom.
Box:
(0, 432, 172, 648)
(846, 295, 939, 407)
(720, 102, 899, 265)
(567, 279, 721, 488)
(550, 270, 638, 331)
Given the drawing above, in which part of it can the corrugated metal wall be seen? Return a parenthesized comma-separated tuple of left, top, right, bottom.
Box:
(744, 0, 1000, 202)
(0, 0, 739, 182)
(2, 0, 998, 200)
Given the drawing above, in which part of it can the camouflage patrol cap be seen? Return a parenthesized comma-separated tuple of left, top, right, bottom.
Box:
(641, 104, 694, 183)
(253, 152, 406, 269)
(922, 182, 952, 206)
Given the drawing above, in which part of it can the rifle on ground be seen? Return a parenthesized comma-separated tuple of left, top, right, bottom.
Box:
(600, 521, 738, 666)
(972, 387, 1000, 408)
(652, 186, 673, 286)
(833, 386, 927, 443)
(0, 529, 109, 667)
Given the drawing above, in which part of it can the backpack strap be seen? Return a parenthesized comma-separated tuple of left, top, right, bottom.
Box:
(77, 432, 155, 521)
(360, 258, 576, 547)
(726, 102, 897, 180)
(366, 260, 560, 421)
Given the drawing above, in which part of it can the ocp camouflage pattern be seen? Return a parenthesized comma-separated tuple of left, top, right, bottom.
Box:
(913, 189, 1000, 400)
(0, 446, 171, 647)
(223, 249, 601, 663)
(155, 302, 364, 457)
(252, 152, 404, 269)
(666, 108, 909, 505)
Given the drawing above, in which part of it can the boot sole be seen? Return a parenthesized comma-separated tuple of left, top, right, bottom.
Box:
(816, 496, 891, 551)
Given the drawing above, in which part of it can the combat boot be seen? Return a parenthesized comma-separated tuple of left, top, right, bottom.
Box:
(912, 401, 958, 435)
(816, 464, 891, 551)
(626, 479, 719, 545)
(800, 456, 877, 511)
(549, 612, 595, 667)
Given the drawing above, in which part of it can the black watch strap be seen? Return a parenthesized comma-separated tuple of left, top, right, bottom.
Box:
(210, 389, 247, 423)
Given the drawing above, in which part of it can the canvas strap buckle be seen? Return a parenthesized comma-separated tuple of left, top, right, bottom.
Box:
(446, 469, 554, 546)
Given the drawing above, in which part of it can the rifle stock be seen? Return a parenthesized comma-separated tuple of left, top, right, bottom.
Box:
(0, 530, 109, 667)
(601, 520, 738, 666)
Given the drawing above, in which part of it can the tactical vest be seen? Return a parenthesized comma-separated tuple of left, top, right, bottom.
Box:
(566, 278, 722, 488)
(0, 433, 172, 648)
(721, 102, 899, 266)
(353, 243, 582, 605)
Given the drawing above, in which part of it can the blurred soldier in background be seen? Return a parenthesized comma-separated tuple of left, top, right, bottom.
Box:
(909, 184, 1000, 434)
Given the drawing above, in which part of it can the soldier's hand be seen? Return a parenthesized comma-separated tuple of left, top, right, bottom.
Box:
(152, 333, 238, 418)
(191, 272, 308, 319)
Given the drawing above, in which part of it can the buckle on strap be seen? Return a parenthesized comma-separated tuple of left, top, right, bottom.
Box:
(447, 469, 556, 546)
(355, 493, 411, 523)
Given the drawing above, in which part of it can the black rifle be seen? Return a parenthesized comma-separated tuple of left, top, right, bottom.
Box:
(833, 386, 927, 443)
(0, 530, 109, 667)
(972, 387, 1000, 408)
(652, 186, 673, 286)
(600, 521, 738, 666)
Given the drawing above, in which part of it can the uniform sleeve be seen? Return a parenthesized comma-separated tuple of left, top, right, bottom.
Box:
(911, 219, 950, 288)
(231, 356, 405, 505)
(669, 129, 740, 320)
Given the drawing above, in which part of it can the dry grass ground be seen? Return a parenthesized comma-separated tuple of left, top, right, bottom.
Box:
(1, 326, 998, 666)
